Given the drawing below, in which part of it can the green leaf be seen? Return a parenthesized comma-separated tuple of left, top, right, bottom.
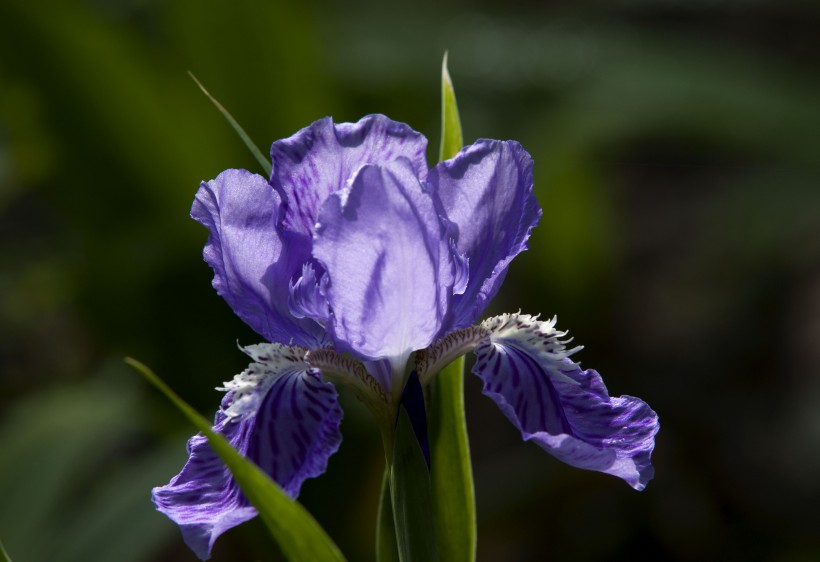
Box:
(429, 356, 476, 562)
(376, 467, 399, 562)
(432, 56, 476, 562)
(1, 539, 12, 562)
(438, 52, 463, 162)
(125, 357, 346, 562)
(390, 407, 438, 562)
(188, 72, 271, 175)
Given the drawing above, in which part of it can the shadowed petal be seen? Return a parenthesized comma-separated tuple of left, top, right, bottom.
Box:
(152, 343, 343, 560)
(429, 141, 541, 330)
(191, 169, 326, 347)
(472, 313, 658, 490)
(271, 115, 429, 237)
(313, 159, 453, 372)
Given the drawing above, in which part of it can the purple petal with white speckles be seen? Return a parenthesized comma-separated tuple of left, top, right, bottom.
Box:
(472, 314, 658, 490)
(271, 114, 429, 237)
(152, 344, 342, 560)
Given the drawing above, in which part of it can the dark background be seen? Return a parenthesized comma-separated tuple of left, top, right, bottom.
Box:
(1, 0, 819, 560)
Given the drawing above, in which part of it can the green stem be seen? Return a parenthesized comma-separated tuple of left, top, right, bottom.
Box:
(388, 407, 438, 562)
(376, 467, 399, 562)
(429, 356, 476, 562)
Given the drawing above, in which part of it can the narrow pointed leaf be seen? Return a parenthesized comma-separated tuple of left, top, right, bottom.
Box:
(429, 356, 476, 562)
(438, 52, 463, 162)
(125, 358, 345, 562)
(390, 407, 438, 562)
(188, 72, 271, 175)
(432, 60, 476, 562)
(376, 468, 399, 562)
(1, 539, 12, 562)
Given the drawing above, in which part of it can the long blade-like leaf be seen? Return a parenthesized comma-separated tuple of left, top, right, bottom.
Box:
(431, 53, 476, 562)
(438, 52, 464, 162)
(1, 539, 12, 562)
(125, 357, 345, 562)
(390, 407, 438, 562)
(429, 356, 476, 562)
(188, 72, 271, 175)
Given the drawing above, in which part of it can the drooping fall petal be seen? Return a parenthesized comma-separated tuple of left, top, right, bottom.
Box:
(152, 343, 343, 559)
(472, 314, 658, 490)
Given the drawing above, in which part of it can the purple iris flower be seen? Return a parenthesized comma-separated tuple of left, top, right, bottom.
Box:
(153, 115, 659, 560)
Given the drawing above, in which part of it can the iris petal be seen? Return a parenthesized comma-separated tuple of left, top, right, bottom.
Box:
(288, 261, 330, 323)
(271, 115, 429, 237)
(152, 343, 343, 560)
(429, 141, 541, 330)
(472, 313, 658, 490)
(191, 169, 325, 347)
(313, 159, 453, 373)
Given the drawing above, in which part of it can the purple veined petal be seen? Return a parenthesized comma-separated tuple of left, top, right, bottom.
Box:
(305, 349, 390, 416)
(472, 313, 658, 490)
(364, 358, 393, 404)
(271, 114, 429, 237)
(152, 343, 343, 560)
(288, 260, 330, 324)
(191, 169, 326, 348)
(449, 239, 469, 296)
(429, 140, 541, 331)
(313, 158, 454, 379)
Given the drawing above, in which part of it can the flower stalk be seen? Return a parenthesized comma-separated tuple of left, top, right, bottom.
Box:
(429, 356, 476, 562)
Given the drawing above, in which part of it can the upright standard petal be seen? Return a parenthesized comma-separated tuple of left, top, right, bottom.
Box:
(429, 140, 541, 330)
(271, 115, 429, 237)
(313, 158, 453, 374)
(191, 169, 325, 347)
(472, 313, 658, 490)
(152, 343, 343, 560)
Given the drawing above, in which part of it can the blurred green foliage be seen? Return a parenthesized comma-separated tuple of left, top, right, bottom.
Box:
(2, 0, 820, 561)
